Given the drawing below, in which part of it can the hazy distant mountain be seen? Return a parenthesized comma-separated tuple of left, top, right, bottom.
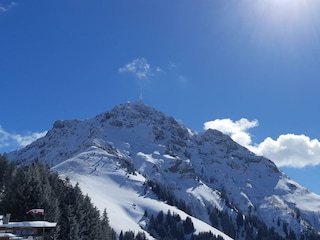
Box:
(8, 102, 320, 239)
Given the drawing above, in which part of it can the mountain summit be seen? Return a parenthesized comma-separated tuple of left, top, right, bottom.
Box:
(8, 102, 320, 239)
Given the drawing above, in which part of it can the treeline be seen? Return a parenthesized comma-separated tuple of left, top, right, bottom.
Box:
(146, 178, 320, 240)
(0, 154, 116, 240)
(145, 209, 224, 240)
(208, 207, 286, 240)
(208, 206, 320, 240)
(145, 179, 192, 215)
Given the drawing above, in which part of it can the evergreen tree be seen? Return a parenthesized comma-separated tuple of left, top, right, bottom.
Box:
(184, 216, 195, 234)
(0, 155, 15, 212)
(157, 210, 164, 223)
(119, 231, 124, 240)
(122, 230, 135, 240)
(0, 155, 14, 188)
(67, 205, 81, 240)
(0, 161, 116, 240)
(208, 207, 219, 229)
(135, 232, 147, 240)
(101, 208, 116, 240)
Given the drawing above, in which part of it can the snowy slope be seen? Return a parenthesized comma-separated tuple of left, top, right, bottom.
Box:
(7, 102, 320, 239)
(52, 146, 232, 240)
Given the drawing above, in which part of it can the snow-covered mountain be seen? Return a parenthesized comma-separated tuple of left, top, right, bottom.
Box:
(7, 102, 320, 239)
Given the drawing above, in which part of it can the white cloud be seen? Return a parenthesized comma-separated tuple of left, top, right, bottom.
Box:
(204, 118, 320, 168)
(204, 118, 258, 147)
(0, 125, 47, 152)
(0, 1, 16, 13)
(119, 58, 154, 80)
(252, 134, 320, 168)
(156, 66, 163, 73)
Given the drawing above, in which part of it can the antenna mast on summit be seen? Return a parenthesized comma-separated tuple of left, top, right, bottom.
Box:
(139, 87, 143, 103)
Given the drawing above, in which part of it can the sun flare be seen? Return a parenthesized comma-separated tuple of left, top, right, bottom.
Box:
(241, 0, 320, 51)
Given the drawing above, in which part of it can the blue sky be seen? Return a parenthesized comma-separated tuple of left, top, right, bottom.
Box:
(1, 1, 320, 194)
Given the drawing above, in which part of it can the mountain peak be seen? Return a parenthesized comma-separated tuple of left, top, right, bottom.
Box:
(107, 101, 166, 123)
(7, 102, 320, 239)
(111, 101, 160, 119)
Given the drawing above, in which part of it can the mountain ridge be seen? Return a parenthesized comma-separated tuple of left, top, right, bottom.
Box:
(7, 102, 320, 239)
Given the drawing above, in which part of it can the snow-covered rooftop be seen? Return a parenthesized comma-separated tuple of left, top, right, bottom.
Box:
(0, 221, 56, 228)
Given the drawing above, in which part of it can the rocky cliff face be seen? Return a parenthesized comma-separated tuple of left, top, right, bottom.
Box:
(7, 102, 320, 239)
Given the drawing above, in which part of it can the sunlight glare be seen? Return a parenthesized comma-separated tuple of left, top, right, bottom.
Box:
(242, 0, 320, 52)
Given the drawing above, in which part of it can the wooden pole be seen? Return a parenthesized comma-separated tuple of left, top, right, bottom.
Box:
(42, 211, 45, 240)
